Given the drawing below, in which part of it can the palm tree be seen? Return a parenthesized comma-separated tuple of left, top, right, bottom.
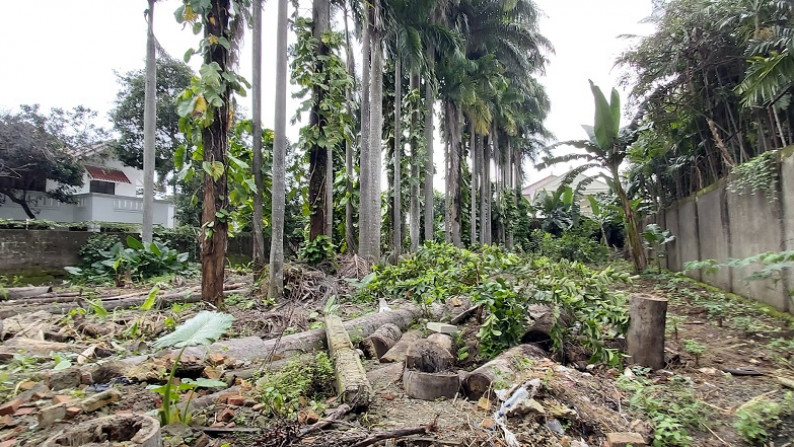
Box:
(142, 0, 156, 244)
(543, 82, 648, 273)
(251, 0, 266, 277)
(269, 0, 288, 300)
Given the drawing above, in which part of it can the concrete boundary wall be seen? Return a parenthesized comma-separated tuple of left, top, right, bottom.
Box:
(662, 150, 794, 313)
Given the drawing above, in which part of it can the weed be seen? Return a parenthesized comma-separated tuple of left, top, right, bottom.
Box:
(667, 316, 686, 340)
(618, 374, 709, 446)
(733, 392, 794, 443)
(256, 352, 334, 418)
(682, 339, 706, 366)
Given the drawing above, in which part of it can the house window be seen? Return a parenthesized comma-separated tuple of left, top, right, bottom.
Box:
(90, 180, 116, 195)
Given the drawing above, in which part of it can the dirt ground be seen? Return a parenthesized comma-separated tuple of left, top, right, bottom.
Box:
(0, 270, 792, 447)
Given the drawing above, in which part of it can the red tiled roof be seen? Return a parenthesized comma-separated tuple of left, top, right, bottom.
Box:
(86, 166, 131, 184)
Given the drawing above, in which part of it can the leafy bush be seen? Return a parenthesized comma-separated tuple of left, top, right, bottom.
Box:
(358, 242, 630, 363)
(733, 392, 793, 443)
(256, 352, 334, 417)
(66, 236, 189, 283)
(533, 229, 610, 265)
(300, 235, 335, 266)
(78, 234, 122, 267)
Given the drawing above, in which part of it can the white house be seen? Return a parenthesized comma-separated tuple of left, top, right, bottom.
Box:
(522, 170, 611, 215)
(0, 142, 175, 228)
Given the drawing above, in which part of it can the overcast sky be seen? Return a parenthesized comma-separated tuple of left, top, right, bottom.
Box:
(0, 0, 654, 188)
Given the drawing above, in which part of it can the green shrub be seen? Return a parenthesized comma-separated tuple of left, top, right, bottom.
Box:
(532, 229, 610, 265)
(66, 236, 189, 283)
(256, 352, 334, 417)
(733, 392, 793, 443)
(299, 235, 335, 266)
(78, 234, 123, 267)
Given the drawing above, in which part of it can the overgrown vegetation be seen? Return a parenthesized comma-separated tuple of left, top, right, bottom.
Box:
(66, 235, 190, 284)
(733, 392, 794, 443)
(255, 352, 335, 418)
(358, 242, 630, 362)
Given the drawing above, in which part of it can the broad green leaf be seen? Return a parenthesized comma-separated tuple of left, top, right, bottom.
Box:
(589, 80, 617, 151)
(126, 236, 144, 250)
(182, 377, 227, 388)
(153, 311, 234, 349)
(141, 286, 160, 311)
(609, 87, 621, 133)
(54, 359, 71, 371)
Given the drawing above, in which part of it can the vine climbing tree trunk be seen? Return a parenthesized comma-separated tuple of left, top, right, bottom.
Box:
(251, 0, 266, 278)
(343, 2, 356, 252)
(200, 0, 232, 306)
(308, 0, 331, 242)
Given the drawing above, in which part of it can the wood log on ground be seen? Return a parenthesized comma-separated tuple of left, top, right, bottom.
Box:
(450, 304, 480, 325)
(427, 333, 456, 357)
(627, 293, 667, 370)
(299, 404, 352, 436)
(405, 339, 454, 372)
(325, 314, 371, 409)
(3, 286, 52, 300)
(360, 323, 401, 359)
(462, 344, 546, 400)
(41, 413, 160, 447)
(380, 330, 420, 363)
(403, 369, 459, 400)
(154, 301, 470, 365)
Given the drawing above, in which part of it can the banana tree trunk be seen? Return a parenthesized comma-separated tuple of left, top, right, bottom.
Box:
(612, 165, 647, 273)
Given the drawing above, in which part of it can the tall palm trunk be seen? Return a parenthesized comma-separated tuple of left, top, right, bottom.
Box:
(358, 10, 372, 258)
(251, 0, 266, 277)
(409, 74, 420, 251)
(478, 134, 486, 245)
(469, 127, 477, 245)
(482, 135, 491, 245)
(449, 105, 462, 247)
(142, 0, 156, 244)
(269, 0, 288, 300)
(361, 6, 383, 262)
(201, 0, 232, 306)
(343, 3, 356, 252)
(392, 59, 402, 260)
(505, 138, 514, 250)
(308, 0, 331, 241)
(423, 49, 435, 242)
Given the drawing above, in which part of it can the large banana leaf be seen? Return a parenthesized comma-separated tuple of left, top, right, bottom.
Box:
(153, 311, 234, 349)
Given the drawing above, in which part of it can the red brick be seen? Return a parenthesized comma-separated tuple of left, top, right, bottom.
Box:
(65, 407, 82, 418)
(226, 396, 245, 406)
(0, 399, 22, 416)
(52, 395, 72, 405)
(12, 408, 35, 416)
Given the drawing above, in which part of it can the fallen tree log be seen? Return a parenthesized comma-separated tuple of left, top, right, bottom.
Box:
(360, 323, 401, 359)
(0, 286, 247, 319)
(325, 314, 371, 409)
(403, 369, 459, 401)
(380, 330, 420, 363)
(3, 286, 52, 300)
(462, 344, 546, 400)
(427, 333, 456, 357)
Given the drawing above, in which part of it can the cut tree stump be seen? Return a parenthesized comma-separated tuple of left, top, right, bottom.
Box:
(360, 323, 402, 359)
(402, 369, 459, 401)
(627, 293, 668, 370)
(3, 286, 52, 300)
(380, 330, 420, 363)
(405, 339, 454, 372)
(41, 413, 160, 447)
(462, 344, 546, 400)
(426, 333, 456, 358)
(325, 314, 372, 409)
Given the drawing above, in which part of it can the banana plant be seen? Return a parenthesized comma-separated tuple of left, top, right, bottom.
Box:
(643, 223, 675, 273)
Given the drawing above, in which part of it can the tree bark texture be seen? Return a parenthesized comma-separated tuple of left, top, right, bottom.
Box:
(423, 61, 435, 242)
(627, 293, 668, 370)
(470, 129, 477, 245)
(269, 0, 288, 300)
(343, 4, 356, 253)
(380, 330, 420, 363)
(358, 10, 373, 260)
(409, 74, 420, 251)
(393, 59, 402, 259)
(251, 0, 266, 276)
(362, 14, 383, 262)
(462, 344, 546, 400)
(360, 322, 402, 359)
(477, 135, 486, 245)
(200, 0, 231, 306)
(325, 314, 372, 408)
